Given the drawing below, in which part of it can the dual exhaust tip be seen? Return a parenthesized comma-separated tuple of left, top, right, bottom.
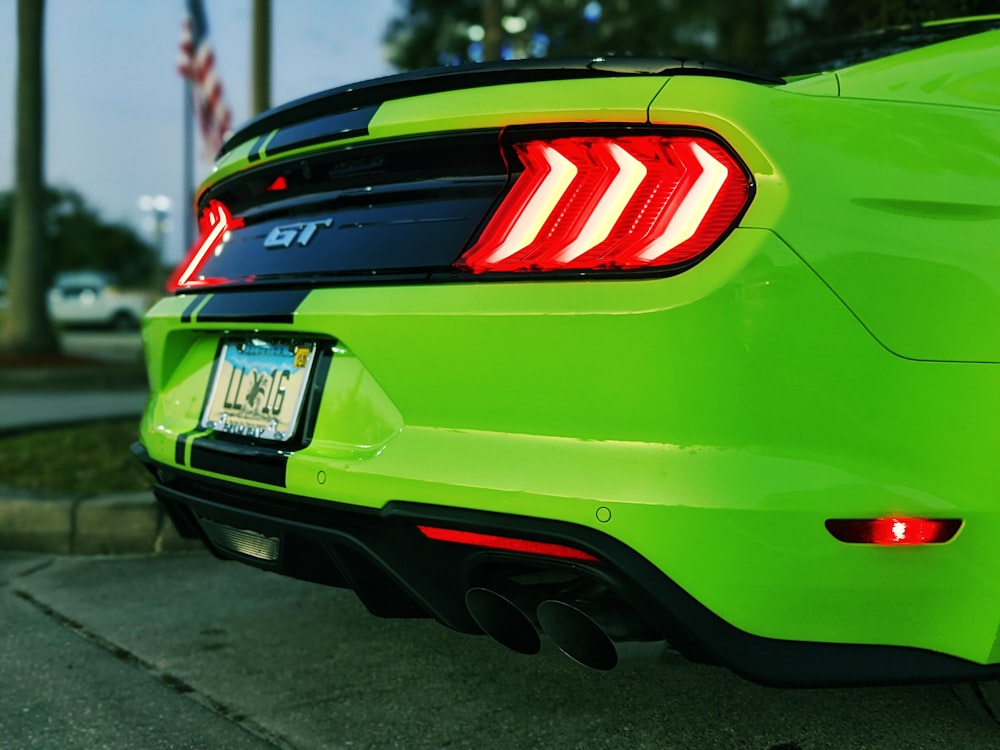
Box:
(465, 582, 664, 671)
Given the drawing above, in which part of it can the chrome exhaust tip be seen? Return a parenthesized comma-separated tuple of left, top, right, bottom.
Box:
(466, 586, 541, 655)
(465, 580, 567, 656)
(536, 595, 664, 671)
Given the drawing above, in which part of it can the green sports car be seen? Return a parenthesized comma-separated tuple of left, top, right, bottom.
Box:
(135, 18, 1000, 690)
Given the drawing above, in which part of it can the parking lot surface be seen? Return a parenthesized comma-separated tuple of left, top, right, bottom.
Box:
(2, 553, 997, 750)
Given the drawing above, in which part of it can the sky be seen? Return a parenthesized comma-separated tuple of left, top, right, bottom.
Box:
(0, 0, 398, 263)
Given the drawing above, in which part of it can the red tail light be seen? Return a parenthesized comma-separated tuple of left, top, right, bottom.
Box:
(457, 133, 751, 274)
(166, 200, 244, 292)
(826, 518, 963, 546)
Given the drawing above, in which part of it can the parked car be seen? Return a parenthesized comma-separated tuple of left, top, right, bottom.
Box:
(134, 17, 1000, 703)
(48, 271, 151, 330)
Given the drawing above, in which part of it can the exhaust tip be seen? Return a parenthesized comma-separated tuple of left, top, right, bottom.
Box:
(537, 599, 618, 670)
(537, 597, 664, 671)
(465, 587, 542, 655)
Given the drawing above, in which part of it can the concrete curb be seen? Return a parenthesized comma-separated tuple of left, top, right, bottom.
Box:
(0, 491, 204, 555)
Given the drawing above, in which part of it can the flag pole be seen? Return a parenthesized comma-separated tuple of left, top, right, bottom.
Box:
(183, 79, 194, 250)
(179, 0, 232, 260)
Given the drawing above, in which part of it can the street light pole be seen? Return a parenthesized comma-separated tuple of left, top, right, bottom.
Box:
(138, 195, 171, 292)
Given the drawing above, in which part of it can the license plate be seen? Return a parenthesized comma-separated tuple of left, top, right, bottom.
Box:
(200, 338, 317, 442)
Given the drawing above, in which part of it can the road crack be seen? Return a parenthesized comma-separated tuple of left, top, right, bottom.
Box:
(0, 557, 54, 589)
(12, 587, 294, 749)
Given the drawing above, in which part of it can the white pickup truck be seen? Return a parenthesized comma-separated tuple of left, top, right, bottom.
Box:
(47, 271, 154, 330)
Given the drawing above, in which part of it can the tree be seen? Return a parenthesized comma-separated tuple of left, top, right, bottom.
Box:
(482, 0, 502, 61)
(383, 0, 996, 73)
(383, 0, 798, 72)
(1, 0, 57, 355)
(0, 187, 158, 289)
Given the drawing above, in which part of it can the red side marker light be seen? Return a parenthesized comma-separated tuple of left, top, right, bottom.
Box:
(417, 525, 599, 562)
(166, 199, 244, 292)
(826, 518, 962, 546)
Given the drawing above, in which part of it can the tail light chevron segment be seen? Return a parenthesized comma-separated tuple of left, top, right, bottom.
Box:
(457, 133, 752, 274)
(168, 200, 244, 292)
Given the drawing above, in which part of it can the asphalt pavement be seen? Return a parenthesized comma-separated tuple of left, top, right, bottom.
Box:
(4, 553, 998, 749)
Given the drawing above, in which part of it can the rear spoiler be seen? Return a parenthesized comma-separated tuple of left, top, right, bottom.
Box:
(220, 56, 784, 158)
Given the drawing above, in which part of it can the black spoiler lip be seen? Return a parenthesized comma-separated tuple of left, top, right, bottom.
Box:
(219, 56, 784, 157)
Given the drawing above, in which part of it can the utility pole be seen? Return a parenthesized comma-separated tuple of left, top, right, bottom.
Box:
(252, 0, 271, 116)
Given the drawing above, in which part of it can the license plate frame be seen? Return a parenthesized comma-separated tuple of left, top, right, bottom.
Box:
(200, 338, 317, 442)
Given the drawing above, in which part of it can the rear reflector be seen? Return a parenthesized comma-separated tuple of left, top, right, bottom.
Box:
(457, 133, 750, 274)
(417, 525, 599, 562)
(826, 518, 962, 546)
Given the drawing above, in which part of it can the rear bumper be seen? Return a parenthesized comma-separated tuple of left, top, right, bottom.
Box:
(135, 442, 1000, 687)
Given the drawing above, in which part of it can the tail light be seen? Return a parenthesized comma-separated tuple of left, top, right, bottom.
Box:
(457, 133, 751, 274)
(166, 199, 244, 292)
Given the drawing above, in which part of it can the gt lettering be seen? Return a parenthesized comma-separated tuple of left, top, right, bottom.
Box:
(264, 219, 333, 249)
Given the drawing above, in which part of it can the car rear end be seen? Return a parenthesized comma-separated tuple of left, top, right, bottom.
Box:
(136, 38, 1000, 686)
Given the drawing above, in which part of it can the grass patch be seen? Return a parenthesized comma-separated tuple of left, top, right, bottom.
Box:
(0, 418, 153, 494)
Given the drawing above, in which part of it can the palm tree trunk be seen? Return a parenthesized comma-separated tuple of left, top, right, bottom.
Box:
(2, 0, 58, 355)
(482, 0, 503, 62)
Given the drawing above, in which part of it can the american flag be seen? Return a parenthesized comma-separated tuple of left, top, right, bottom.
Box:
(178, 0, 233, 159)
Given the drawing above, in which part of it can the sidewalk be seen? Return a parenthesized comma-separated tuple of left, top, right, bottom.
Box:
(0, 345, 200, 555)
(0, 390, 150, 433)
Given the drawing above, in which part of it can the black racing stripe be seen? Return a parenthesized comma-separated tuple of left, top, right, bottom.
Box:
(265, 105, 377, 157)
(189, 439, 288, 487)
(196, 289, 310, 324)
(181, 295, 204, 323)
(247, 134, 267, 162)
(174, 431, 197, 466)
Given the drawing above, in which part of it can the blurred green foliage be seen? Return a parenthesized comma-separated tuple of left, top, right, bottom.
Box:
(0, 187, 156, 288)
(384, 0, 1000, 72)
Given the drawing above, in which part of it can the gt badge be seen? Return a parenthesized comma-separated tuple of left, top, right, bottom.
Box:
(264, 219, 333, 249)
